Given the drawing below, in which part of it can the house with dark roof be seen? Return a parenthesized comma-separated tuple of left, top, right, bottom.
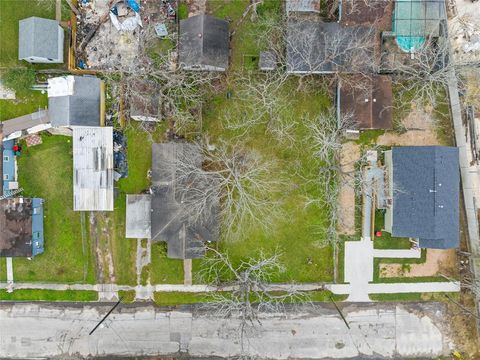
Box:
(0, 197, 45, 257)
(48, 75, 103, 128)
(337, 75, 393, 130)
(383, 146, 459, 249)
(19, 17, 64, 64)
(179, 14, 229, 71)
(148, 142, 219, 259)
(286, 20, 375, 74)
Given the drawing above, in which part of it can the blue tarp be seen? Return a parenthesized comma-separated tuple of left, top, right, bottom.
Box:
(126, 0, 140, 13)
(31, 198, 45, 256)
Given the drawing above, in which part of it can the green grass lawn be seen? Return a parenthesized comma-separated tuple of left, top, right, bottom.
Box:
(0, 0, 69, 67)
(0, 289, 98, 301)
(373, 209, 412, 249)
(13, 135, 95, 283)
(198, 1, 334, 283)
(0, 90, 47, 121)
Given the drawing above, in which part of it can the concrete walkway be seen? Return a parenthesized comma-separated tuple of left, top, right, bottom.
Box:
(342, 158, 459, 302)
(6, 258, 13, 293)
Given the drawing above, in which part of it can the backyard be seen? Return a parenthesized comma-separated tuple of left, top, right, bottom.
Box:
(0, 0, 68, 121)
(2, 135, 95, 283)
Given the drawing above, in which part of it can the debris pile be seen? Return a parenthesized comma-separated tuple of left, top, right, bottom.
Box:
(75, 0, 177, 70)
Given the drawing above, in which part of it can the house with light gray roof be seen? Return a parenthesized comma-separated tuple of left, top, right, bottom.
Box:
(383, 146, 460, 249)
(48, 75, 102, 128)
(19, 17, 64, 64)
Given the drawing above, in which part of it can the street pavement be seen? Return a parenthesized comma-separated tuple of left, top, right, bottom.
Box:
(0, 302, 454, 359)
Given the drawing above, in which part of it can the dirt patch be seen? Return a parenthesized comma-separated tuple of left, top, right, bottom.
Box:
(380, 249, 457, 278)
(377, 108, 440, 146)
(337, 142, 360, 235)
(187, 0, 206, 17)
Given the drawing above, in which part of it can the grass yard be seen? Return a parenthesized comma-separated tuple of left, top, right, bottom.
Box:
(13, 135, 95, 283)
(0, 289, 98, 301)
(108, 122, 168, 285)
(373, 209, 412, 249)
(197, 1, 334, 283)
(0, 0, 69, 67)
(0, 90, 47, 121)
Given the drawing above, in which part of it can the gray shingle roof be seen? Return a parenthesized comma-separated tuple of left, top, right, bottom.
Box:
(49, 76, 101, 127)
(286, 20, 374, 73)
(392, 146, 459, 249)
(18, 17, 62, 60)
(179, 15, 229, 71)
(150, 142, 219, 259)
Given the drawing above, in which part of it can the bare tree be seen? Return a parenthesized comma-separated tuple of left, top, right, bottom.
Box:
(164, 141, 283, 240)
(388, 32, 480, 108)
(198, 247, 312, 355)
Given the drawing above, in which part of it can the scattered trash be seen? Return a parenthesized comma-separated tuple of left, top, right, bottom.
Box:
(154, 23, 168, 37)
(113, 130, 128, 179)
(109, 11, 142, 32)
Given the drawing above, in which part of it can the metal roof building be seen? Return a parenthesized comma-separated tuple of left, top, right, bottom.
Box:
(384, 146, 459, 249)
(125, 194, 152, 239)
(150, 142, 219, 259)
(179, 15, 229, 71)
(18, 17, 64, 64)
(48, 76, 102, 128)
(0, 197, 44, 257)
(338, 75, 393, 130)
(73, 127, 114, 211)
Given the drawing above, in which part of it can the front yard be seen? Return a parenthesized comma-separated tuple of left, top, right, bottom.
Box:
(5, 135, 95, 284)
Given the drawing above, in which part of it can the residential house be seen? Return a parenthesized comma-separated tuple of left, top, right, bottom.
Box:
(382, 146, 459, 249)
(286, 20, 375, 74)
(72, 127, 113, 211)
(179, 14, 229, 71)
(0, 197, 45, 257)
(142, 142, 219, 259)
(48, 75, 103, 129)
(337, 75, 393, 130)
(2, 140, 18, 195)
(19, 17, 64, 64)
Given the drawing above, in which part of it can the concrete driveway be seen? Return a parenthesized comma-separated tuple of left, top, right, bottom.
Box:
(0, 302, 455, 359)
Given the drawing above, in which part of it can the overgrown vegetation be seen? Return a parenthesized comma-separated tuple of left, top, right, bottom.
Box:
(1, 68, 36, 95)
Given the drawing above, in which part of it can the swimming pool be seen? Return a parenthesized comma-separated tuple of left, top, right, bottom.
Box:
(393, 0, 445, 52)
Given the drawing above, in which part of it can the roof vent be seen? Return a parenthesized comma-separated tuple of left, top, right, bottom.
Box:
(197, 33, 203, 38)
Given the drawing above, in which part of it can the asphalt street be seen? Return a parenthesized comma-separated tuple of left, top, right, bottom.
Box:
(0, 302, 454, 359)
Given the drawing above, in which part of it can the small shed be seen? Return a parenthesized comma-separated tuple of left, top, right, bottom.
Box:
(179, 15, 229, 71)
(73, 127, 114, 211)
(286, 0, 321, 15)
(129, 80, 160, 122)
(259, 51, 277, 71)
(48, 76, 102, 128)
(19, 17, 64, 64)
(126, 194, 152, 239)
(338, 75, 393, 130)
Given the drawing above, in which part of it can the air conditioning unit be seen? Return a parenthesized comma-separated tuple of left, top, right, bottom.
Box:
(8, 182, 19, 190)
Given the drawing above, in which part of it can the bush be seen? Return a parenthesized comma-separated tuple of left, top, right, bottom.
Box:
(1, 68, 36, 96)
